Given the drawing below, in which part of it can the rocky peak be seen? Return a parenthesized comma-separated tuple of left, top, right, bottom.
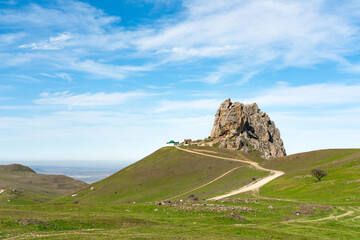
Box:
(210, 99, 286, 159)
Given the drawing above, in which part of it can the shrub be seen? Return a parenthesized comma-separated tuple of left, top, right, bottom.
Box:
(311, 168, 328, 182)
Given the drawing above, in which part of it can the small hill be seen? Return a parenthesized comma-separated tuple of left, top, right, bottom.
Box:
(0, 164, 87, 204)
(259, 149, 360, 205)
(57, 147, 267, 203)
(0, 164, 36, 173)
(57, 146, 360, 206)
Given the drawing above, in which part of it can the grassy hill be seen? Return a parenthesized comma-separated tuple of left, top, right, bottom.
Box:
(0, 164, 87, 204)
(57, 146, 267, 203)
(0, 147, 359, 239)
(0, 164, 36, 173)
(58, 146, 360, 205)
(258, 149, 360, 205)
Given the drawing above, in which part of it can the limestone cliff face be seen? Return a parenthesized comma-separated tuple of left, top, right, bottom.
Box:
(210, 99, 286, 159)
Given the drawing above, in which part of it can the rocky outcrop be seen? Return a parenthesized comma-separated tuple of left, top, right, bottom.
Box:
(210, 99, 286, 159)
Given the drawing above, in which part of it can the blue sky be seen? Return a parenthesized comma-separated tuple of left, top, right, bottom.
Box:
(0, 0, 360, 166)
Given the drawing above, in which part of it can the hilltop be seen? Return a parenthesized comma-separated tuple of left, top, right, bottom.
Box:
(57, 147, 267, 203)
(0, 164, 36, 173)
(57, 145, 359, 207)
(0, 163, 87, 204)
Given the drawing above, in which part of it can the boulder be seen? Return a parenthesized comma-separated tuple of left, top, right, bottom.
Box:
(210, 99, 286, 159)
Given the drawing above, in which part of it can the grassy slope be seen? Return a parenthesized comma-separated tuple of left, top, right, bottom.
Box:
(0, 165, 87, 204)
(0, 198, 358, 239)
(57, 147, 267, 203)
(0, 164, 35, 173)
(259, 149, 360, 205)
(0, 148, 359, 239)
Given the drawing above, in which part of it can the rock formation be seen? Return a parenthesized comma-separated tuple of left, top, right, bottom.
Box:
(210, 98, 286, 159)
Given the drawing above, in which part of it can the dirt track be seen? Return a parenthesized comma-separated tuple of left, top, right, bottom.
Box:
(176, 146, 284, 200)
(165, 166, 243, 201)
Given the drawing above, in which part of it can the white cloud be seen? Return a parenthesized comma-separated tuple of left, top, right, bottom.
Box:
(186, 63, 254, 84)
(19, 33, 71, 50)
(71, 60, 153, 80)
(155, 99, 221, 113)
(269, 108, 360, 154)
(241, 83, 360, 107)
(1, 0, 360, 161)
(136, 0, 360, 75)
(192, 72, 223, 84)
(56, 73, 72, 82)
(156, 45, 240, 59)
(237, 71, 259, 85)
(0, 32, 25, 45)
(3, 0, 360, 83)
(40, 72, 72, 82)
(35, 91, 153, 107)
(0, 1, 118, 31)
(7, 74, 40, 83)
(0, 109, 214, 161)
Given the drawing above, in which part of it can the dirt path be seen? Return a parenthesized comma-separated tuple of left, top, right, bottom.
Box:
(4, 229, 104, 240)
(297, 210, 355, 222)
(164, 166, 243, 201)
(176, 147, 284, 200)
(249, 191, 299, 203)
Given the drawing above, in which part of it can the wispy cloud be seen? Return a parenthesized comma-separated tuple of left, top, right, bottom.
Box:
(155, 99, 221, 113)
(0, 1, 118, 31)
(4, 74, 41, 83)
(135, 0, 360, 81)
(2, 0, 360, 83)
(1, 0, 360, 161)
(40, 72, 72, 82)
(35, 91, 155, 107)
(70, 60, 154, 80)
(241, 83, 360, 107)
(19, 33, 71, 50)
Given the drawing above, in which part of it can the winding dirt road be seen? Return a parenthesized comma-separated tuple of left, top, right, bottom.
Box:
(176, 146, 284, 200)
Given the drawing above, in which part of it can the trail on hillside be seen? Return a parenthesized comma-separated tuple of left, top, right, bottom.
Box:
(175, 146, 284, 200)
(164, 166, 244, 201)
(297, 210, 354, 222)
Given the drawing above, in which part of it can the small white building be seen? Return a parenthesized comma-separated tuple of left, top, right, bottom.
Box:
(166, 140, 179, 146)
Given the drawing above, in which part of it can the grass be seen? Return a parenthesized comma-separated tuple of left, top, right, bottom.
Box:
(0, 165, 87, 205)
(0, 146, 359, 239)
(184, 145, 265, 163)
(259, 149, 360, 205)
(0, 199, 358, 239)
(56, 147, 266, 203)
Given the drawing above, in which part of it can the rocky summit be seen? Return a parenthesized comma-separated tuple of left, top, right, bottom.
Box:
(210, 98, 286, 159)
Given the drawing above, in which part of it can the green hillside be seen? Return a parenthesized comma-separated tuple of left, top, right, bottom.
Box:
(0, 164, 36, 173)
(0, 164, 87, 204)
(259, 149, 360, 205)
(1, 147, 359, 239)
(57, 146, 267, 203)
